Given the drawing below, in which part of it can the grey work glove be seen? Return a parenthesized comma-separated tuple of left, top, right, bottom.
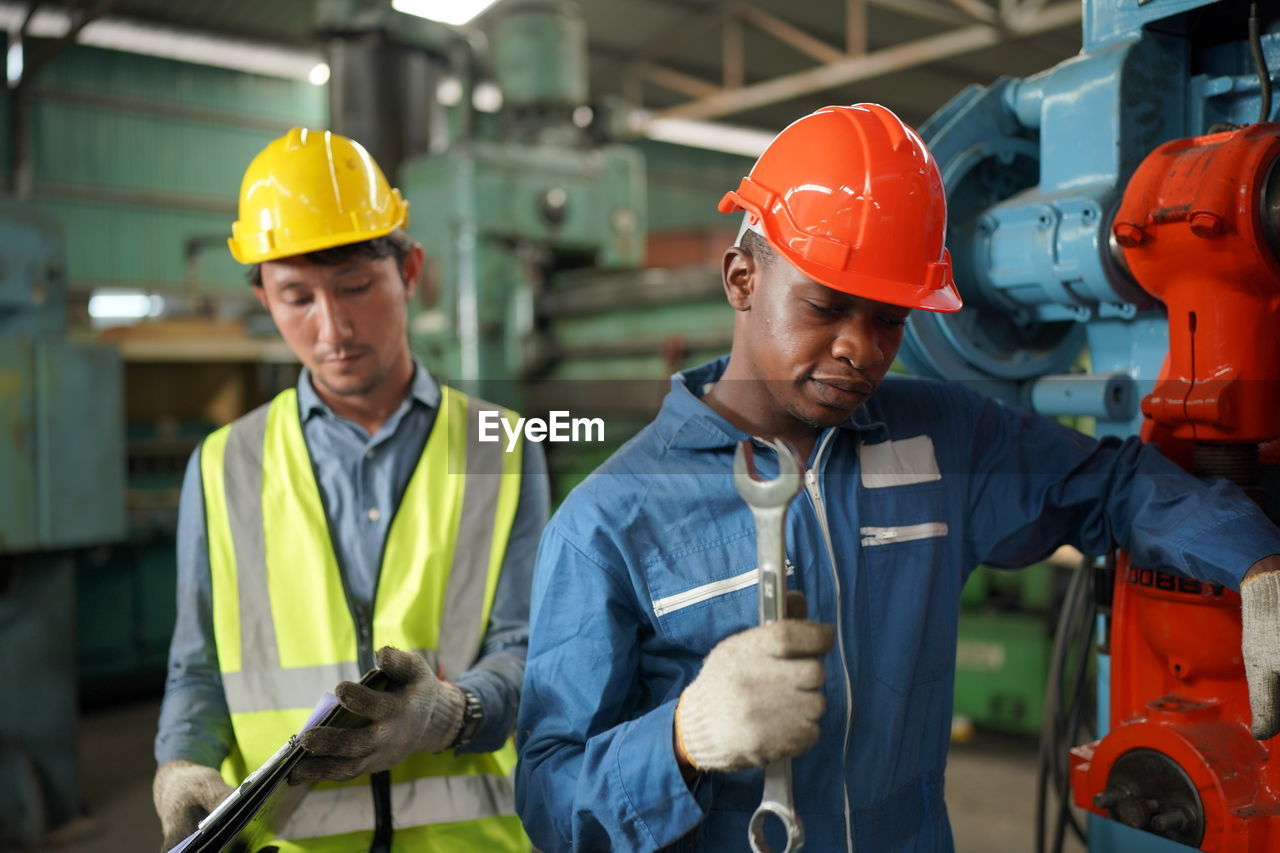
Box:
(291, 646, 466, 783)
(675, 596, 834, 773)
(1242, 569, 1280, 739)
(153, 759, 233, 852)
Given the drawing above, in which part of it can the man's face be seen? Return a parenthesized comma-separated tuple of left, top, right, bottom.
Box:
(255, 249, 420, 399)
(735, 252, 910, 428)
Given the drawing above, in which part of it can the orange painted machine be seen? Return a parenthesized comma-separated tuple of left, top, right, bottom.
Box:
(1069, 124, 1280, 850)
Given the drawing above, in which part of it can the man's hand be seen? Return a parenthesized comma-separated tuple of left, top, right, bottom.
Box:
(153, 759, 233, 852)
(1241, 554, 1280, 740)
(291, 646, 466, 783)
(674, 603, 834, 773)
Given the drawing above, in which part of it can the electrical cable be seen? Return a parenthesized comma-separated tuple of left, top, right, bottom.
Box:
(1250, 1, 1273, 124)
(1037, 554, 1098, 853)
(1056, 582, 1097, 852)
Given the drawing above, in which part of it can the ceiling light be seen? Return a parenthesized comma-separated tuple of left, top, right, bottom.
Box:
(308, 62, 330, 86)
(391, 0, 502, 27)
(0, 2, 321, 81)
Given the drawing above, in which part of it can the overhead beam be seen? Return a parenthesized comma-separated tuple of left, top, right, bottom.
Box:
(736, 6, 845, 66)
(723, 9, 743, 88)
(867, 0, 984, 27)
(636, 61, 720, 99)
(846, 0, 867, 55)
(940, 0, 1000, 25)
(654, 2, 1081, 121)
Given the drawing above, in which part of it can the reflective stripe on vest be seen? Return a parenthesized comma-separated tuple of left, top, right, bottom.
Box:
(200, 385, 525, 850)
(278, 773, 516, 840)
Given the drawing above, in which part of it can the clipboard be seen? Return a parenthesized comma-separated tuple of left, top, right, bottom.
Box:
(170, 668, 390, 853)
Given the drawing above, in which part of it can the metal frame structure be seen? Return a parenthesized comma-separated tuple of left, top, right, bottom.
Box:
(622, 0, 1082, 122)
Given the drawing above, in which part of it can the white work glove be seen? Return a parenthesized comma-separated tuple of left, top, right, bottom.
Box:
(675, 594, 834, 772)
(1242, 568, 1280, 739)
(292, 646, 466, 783)
(153, 759, 233, 852)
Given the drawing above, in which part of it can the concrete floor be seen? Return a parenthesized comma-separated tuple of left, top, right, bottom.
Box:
(39, 699, 1085, 852)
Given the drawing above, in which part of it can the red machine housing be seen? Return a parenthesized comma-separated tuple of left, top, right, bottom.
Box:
(1069, 125, 1280, 850)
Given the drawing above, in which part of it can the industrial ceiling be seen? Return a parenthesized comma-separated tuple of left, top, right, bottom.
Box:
(24, 0, 1083, 130)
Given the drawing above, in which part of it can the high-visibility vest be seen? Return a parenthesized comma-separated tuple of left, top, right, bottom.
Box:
(199, 384, 529, 852)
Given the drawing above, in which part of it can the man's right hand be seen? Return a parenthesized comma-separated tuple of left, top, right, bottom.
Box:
(674, 615, 834, 773)
(153, 759, 233, 852)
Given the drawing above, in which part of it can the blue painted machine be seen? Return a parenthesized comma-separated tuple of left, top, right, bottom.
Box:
(904, 1, 1280, 850)
(0, 202, 125, 845)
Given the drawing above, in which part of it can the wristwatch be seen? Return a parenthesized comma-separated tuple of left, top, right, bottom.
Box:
(451, 687, 484, 750)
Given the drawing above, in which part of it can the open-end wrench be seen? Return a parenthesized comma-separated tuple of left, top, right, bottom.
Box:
(733, 438, 805, 853)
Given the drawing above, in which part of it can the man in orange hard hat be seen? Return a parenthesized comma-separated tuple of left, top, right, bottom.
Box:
(514, 104, 1280, 851)
(152, 128, 546, 852)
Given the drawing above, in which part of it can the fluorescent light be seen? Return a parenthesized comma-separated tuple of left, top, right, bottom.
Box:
(640, 116, 776, 158)
(0, 2, 322, 81)
(391, 0, 502, 27)
(5, 38, 20, 87)
(308, 62, 330, 86)
(88, 290, 163, 322)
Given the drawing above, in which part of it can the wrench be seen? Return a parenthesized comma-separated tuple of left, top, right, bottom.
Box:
(733, 438, 805, 853)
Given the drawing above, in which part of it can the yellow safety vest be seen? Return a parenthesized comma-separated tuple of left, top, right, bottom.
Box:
(200, 385, 529, 852)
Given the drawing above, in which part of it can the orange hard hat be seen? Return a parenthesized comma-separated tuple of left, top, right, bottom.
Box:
(719, 103, 961, 312)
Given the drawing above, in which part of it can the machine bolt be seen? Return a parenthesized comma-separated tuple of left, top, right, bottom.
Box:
(1093, 789, 1123, 809)
(1151, 808, 1191, 833)
(1114, 796, 1157, 828)
(1189, 211, 1223, 238)
(1113, 222, 1145, 247)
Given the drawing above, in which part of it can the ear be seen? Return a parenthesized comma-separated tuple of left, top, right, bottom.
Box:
(722, 247, 757, 312)
(252, 283, 269, 312)
(399, 244, 425, 301)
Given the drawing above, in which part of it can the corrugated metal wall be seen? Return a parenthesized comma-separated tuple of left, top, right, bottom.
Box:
(26, 44, 325, 296)
(17, 45, 753, 299)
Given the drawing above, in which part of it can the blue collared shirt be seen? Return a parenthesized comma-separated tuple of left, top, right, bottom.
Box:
(156, 358, 549, 766)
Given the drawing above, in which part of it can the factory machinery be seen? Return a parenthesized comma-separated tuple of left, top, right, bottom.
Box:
(0, 204, 125, 843)
(4, 0, 1278, 848)
(383, 3, 1280, 848)
(905, 0, 1280, 850)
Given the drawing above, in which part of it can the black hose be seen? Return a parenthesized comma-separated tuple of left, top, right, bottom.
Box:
(1038, 556, 1098, 853)
(1251, 1, 1273, 124)
(1058, 589, 1097, 850)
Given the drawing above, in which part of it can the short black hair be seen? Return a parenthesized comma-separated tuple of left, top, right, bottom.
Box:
(248, 228, 417, 287)
(740, 229, 777, 270)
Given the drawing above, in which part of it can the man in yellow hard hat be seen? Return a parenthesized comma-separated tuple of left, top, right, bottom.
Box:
(152, 128, 546, 852)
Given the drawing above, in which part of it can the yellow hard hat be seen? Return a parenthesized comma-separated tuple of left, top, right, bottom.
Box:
(228, 127, 410, 265)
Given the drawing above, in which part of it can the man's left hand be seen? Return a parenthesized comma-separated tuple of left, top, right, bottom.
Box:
(1241, 554, 1280, 740)
(291, 646, 467, 783)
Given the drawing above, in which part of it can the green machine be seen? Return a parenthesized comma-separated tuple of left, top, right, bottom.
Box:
(0, 202, 125, 846)
(397, 0, 646, 388)
(953, 562, 1061, 737)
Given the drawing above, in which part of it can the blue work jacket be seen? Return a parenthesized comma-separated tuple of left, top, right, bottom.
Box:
(516, 356, 1280, 853)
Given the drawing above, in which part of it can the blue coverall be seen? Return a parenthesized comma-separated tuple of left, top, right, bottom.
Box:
(516, 356, 1280, 853)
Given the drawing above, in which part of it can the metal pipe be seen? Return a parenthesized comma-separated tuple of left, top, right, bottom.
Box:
(1029, 373, 1137, 420)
